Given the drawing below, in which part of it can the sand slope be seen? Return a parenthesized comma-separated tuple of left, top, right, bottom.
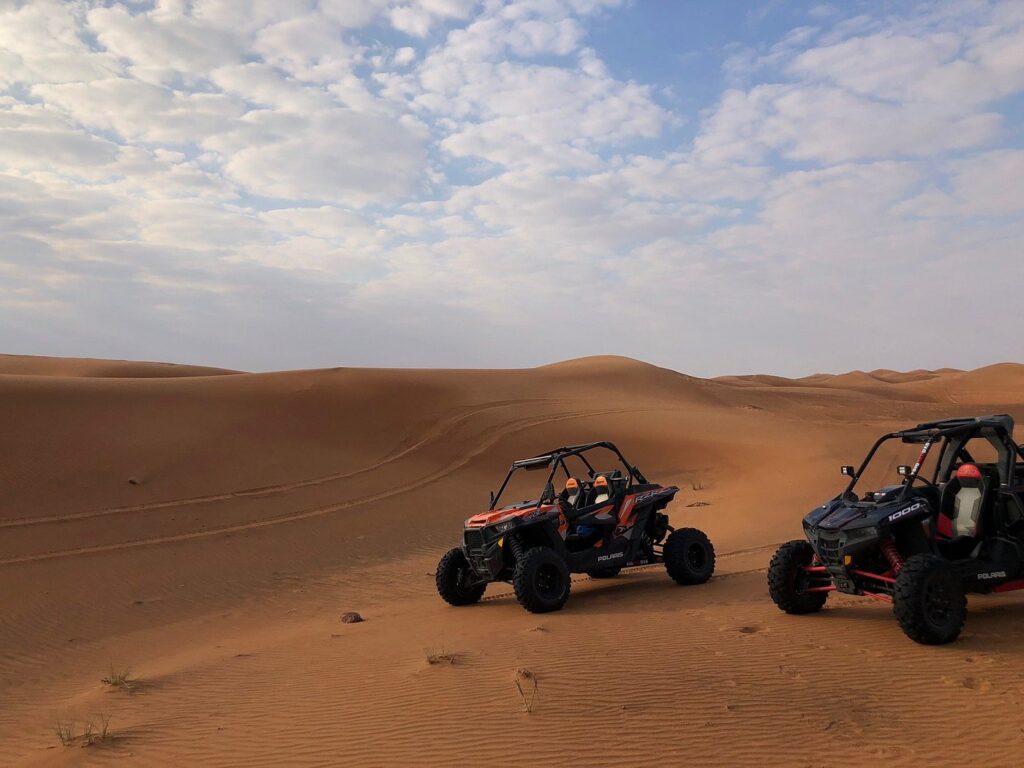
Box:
(2, 355, 1024, 766)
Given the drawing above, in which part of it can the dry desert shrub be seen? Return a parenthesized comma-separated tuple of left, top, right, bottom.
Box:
(425, 645, 459, 665)
(514, 667, 539, 713)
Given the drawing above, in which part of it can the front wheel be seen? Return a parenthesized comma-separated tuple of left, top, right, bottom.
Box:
(893, 554, 966, 645)
(513, 547, 571, 613)
(768, 540, 828, 614)
(436, 547, 486, 606)
(664, 528, 715, 585)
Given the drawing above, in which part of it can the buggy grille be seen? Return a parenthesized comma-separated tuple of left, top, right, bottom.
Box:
(463, 528, 492, 576)
(817, 535, 842, 567)
(464, 529, 485, 550)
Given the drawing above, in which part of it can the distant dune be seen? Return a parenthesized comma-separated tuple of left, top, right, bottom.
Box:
(0, 354, 238, 378)
(3, 354, 1024, 766)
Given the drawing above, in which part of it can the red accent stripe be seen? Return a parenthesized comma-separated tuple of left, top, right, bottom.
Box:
(802, 565, 829, 574)
(802, 585, 836, 593)
(992, 579, 1024, 593)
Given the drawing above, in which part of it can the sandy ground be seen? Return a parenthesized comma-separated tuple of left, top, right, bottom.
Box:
(3, 353, 1024, 766)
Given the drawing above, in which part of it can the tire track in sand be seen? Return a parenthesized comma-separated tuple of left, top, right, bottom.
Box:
(0, 406, 649, 566)
(0, 399, 553, 530)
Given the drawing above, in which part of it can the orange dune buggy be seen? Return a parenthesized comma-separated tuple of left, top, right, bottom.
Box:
(436, 442, 715, 613)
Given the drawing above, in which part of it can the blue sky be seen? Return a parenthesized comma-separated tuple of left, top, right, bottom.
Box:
(1, 0, 1022, 375)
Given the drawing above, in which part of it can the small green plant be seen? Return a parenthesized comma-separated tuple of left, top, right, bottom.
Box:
(102, 665, 135, 691)
(82, 713, 112, 746)
(54, 717, 76, 747)
(514, 668, 538, 713)
(55, 713, 112, 747)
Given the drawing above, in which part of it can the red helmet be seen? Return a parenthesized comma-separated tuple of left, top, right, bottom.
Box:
(957, 464, 982, 481)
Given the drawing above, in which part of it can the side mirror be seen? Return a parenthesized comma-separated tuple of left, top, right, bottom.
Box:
(897, 465, 912, 477)
(840, 465, 856, 477)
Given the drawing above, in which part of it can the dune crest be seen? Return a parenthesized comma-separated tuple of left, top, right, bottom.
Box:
(0, 354, 238, 378)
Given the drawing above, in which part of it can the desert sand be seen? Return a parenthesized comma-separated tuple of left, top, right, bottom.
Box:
(3, 353, 1024, 766)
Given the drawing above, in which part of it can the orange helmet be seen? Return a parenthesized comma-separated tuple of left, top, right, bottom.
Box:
(594, 475, 609, 488)
(565, 478, 579, 492)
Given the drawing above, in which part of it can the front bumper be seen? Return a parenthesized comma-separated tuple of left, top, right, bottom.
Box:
(463, 528, 505, 580)
(807, 525, 879, 593)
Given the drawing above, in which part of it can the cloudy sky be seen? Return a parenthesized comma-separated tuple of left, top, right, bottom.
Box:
(2, 0, 1023, 375)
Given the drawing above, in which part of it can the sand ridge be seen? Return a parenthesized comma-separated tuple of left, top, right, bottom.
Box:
(2, 354, 1024, 766)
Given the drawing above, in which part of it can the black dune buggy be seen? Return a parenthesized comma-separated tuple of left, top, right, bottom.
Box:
(436, 441, 715, 613)
(769, 414, 1024, 644)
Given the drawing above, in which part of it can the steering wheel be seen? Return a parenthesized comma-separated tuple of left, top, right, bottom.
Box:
(908, 474, 936, 488)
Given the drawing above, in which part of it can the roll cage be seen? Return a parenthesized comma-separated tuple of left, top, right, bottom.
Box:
(489, 441, 649, 511)
(843, 415, 1024, 502)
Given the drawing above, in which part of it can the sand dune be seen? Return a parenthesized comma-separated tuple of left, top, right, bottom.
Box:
(3, 355, 1024, 766)
(0, 354, 238, 378)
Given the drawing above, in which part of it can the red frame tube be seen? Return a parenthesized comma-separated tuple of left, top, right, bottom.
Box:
(802, 565, 829, 574)
(851, 569, 896, 585)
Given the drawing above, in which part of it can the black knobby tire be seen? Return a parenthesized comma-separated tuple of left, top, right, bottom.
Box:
(664, 528, 715, 585)
(768, 540, 828, 615)
(513, 547, 571, 613)
(893, 554, 966, 645)
(587, 566, 622, 579)
(436, 547, 486, 606)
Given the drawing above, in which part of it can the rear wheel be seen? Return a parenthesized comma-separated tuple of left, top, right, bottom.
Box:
(513, 547, 571, 613)
(587, 566, 622, 579)
(436, 547, 486, 606)
(768, 540, 828, 614)
(893, 554, 966, 645)
(664, 528, 715, 585)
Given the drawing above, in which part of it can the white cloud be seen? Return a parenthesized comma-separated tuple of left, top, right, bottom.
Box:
(386, 2, 665, 171)
(216, 108, 428, 205)
(698, 2, 1024, 165)
(0, 1, 121, 87)
(388, 0, 478, 37)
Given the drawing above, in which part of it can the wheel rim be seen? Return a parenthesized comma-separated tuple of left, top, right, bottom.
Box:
(534, 563, 562, 599)
(923, 573, 953, 626)
(686, 543, 707, 571)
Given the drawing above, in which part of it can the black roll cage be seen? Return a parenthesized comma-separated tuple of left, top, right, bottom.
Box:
(489, 441, 649, 511)
(843, 415, 1024, 501)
